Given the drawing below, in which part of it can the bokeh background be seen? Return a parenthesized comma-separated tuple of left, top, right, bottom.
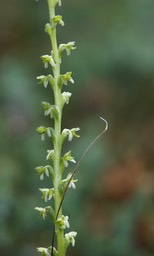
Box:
(0, 0, 154, 256)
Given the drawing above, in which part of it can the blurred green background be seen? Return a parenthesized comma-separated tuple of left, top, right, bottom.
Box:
(0, 0, 154, 256)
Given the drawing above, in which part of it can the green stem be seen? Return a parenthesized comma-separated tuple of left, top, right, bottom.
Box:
(47, 0, 66, 255)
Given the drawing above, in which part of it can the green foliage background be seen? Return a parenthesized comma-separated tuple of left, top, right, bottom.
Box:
(0, 0, 154, 256)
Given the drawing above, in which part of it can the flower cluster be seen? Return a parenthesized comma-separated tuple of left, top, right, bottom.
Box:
(35, 0, 79, 255)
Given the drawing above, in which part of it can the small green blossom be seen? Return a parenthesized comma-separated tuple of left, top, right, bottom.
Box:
(35, 165, 52, 180)
(61, 91, 72, 105)
(37, 247, 50, 256)
(42, 101, 51, 114)
(61, 151, 76, 168)
(39, 188, 55, 202)
(59, 72, 74, 86)
(62, 127, 80, 141)
(35, 207, 47, 220)
(35, 206, 54, 220)
(36, 126, 54, 140)
(59, 42, 76, 56)
(37, 246, 58, 256)
(36, 126, 46, 141)
(65, 231, 77, 247)
(56, 215, 70, 229)
(51, 15, 64, 28)
(37, 74, 55, 88)
(42, 102, 60, 119)
(37, 75, 48, 88)
(35, 166, 49, 180)
(40, 54, 56, 68)
(61, 173, 78, 189)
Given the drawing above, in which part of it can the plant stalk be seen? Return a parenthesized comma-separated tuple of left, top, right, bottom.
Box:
(47, 0, 66, 255)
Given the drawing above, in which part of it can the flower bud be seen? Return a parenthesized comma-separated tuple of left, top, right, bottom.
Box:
(51, 15, 64, 29)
